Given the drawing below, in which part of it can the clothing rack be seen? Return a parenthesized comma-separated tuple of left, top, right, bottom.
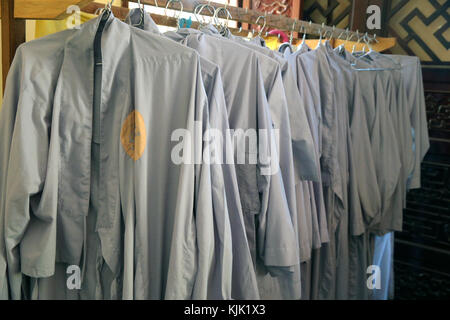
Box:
(129, 0, 396, 50)
(82, 2, 254, 37)
(0, 0, 396, 94)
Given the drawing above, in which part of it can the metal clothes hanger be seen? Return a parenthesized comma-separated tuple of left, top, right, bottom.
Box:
(346, 29, 357, 44)
(352, 30, 361, 54)
(165, 0, 184, 28)
(213, 1, 232, 36)
(326, 25, 336, 40)
(93, 1, 114, 66)
(302, 21, 311, 45)
(194, 1, 217, 27)
(131, 0, 145, 28)
(254, 14, 267, 38)
(360, 34, 402, 70)
(315, 22, 325, 49)
(361, 32, 370, 53)
(289, 20, 297, 45)
(335, 27, 349, 54)
(337, 28, 349, 41)
(98, 0, 114, 20)
(354, 33, 376, 58)
(351, 34, 402, 71)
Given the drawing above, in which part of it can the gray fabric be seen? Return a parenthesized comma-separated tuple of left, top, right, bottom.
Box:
(333, 49, 401, 300)
(289, 42, 381, 300)
(365, 53, 428, 300)
(286, 41, 330, 252)
(0, 27, 78, 300)
(164, 29, 301, 299)
(125, 8, 259, 300)
(0, 10, 427, 300)
(227, 35, 329, 304)
(324, 44, 381, 233)
(224, 34, 321, 273)
(204, 28, 309, 300)
(390, 55, 429, 190)
(218, 28, 326, 299)
(287, 44, 339, 299)
(0, 14, 231, 300)
(324, 43, 383, 300)
(362, 52, 414, 233)
(206, 26, 320, 183)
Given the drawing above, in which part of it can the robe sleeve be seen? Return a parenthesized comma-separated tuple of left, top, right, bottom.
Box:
(280, 65, 319, 182)
(408, 60, 430, 189)
(194, 64, 233, 300)
(1, 45, 55, 300)
(0, 47, 26, 300)
(202, 65, 260, 299)
(255, 64, 299, 272)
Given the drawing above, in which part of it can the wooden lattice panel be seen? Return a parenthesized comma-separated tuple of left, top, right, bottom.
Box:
(388, 0, 450, 65)
(303, 0, 351, 29)
(253, 0, 292, 15)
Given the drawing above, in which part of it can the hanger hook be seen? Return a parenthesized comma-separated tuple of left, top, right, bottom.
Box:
(301, 25, 306, 43)
(193, 3, 204, 23)
(255, 14, 267, 37)
(214, 5, 232, 30)
(345, 28, 353, 42)
(106, 0, 113, 10)
(356, 30, 362, 43)
(165, 0, 183, 21)
(328, 25, 336, 39)
(132, 0, 145, 27)
(290, 20, 297, 44)
(337, 27, 347, 40)
(262, 12, 268, 36)
(195, 2, 216, 25)
(352, 30, 360, 53)
(318, 22, 325, 41)
(302, 21, 311, 44)
(100, 0, 114, 18)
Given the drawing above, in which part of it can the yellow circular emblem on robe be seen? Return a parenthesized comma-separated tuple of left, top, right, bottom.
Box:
(121, 110, 146, 161)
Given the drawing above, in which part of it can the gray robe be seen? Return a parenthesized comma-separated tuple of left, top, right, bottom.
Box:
(365, 52, 414, 233)
(125, 8, 259, 300)
(0, 13, 231, 300)
(164, 29, 301, 299)
(214, 28, 327, 300)
(325, 43, 383, 300)
(288, 44, 339, 300)
(387, 55, 429, 191)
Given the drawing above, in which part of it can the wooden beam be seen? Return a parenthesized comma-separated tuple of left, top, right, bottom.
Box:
(83, 2, 253, 37)
(0, 1, 96, 19)
(132, 0, 385, 40)
(54, 0, 97, 19)
(84, 2, 395, 52)
(2, 0, 25, 92)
